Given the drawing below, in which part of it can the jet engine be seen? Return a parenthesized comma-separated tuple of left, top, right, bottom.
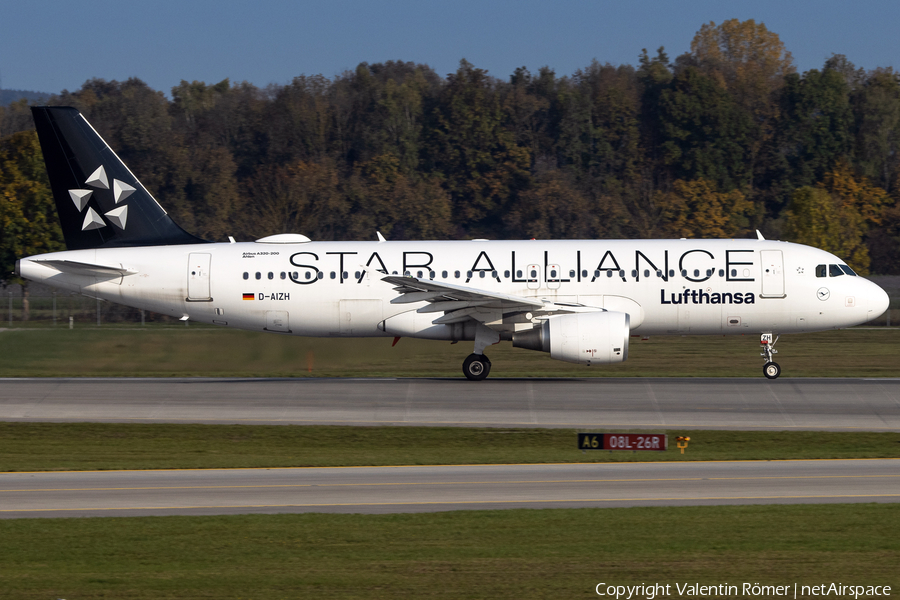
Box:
(512, 311, 630, 365)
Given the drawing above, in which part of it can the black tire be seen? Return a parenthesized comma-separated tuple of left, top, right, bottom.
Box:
(763, 362, 781, 380)
(463, 353, 491, 381)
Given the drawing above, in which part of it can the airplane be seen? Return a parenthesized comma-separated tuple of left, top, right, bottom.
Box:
(15, 106, 891, 380)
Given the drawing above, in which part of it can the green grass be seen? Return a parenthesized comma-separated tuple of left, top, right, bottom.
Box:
(1, 423, 898, 471)
(1, 326, 900, 377)
(1, 505, 897, 598)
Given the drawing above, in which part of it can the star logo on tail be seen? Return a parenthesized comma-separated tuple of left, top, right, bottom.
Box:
(68, 165, 135, 231)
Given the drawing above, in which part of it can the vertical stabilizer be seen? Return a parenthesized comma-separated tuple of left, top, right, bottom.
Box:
(31, 106, 207, 249)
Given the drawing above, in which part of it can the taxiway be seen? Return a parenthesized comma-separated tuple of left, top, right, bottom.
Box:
(1, 377, 899, 430)
(2, 459, 897, 519)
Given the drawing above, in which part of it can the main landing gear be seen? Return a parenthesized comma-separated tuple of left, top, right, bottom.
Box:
(463, 353, 492, 381)
(462, 323, 500, 381)
(760, 333, 781, 380)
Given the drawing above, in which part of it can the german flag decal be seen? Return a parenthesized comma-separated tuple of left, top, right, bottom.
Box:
(242, 293, 254, 301)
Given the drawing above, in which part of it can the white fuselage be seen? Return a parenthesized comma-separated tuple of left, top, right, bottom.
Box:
(18, 238, 889, 340)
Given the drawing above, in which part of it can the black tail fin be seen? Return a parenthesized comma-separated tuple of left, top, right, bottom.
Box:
(31, 106, 207, 250)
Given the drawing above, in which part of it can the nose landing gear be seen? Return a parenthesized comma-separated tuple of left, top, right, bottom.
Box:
(760, 333, 781, 379)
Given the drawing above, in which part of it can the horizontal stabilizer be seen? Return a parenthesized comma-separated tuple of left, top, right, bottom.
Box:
(33, 259, 137, 278)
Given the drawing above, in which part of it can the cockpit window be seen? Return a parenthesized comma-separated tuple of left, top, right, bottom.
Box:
(815, 265, 826, 278)
(839, 264, 857, 276)
(828, 264, 844, 277)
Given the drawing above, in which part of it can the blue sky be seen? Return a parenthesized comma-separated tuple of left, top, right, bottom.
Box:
(2, 0, 898, 95)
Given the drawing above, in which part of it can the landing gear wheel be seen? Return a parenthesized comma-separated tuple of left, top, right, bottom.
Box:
(462, 353, 491, 381)
(759, 334, 781, 379)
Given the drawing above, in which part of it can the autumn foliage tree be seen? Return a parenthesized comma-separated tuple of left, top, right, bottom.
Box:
(783, 163, 888, 273)
(0, 131, 65, 318)
(2, 19, 900, 273)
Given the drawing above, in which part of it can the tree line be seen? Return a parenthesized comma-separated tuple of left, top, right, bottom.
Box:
(2, 18, 900, 282)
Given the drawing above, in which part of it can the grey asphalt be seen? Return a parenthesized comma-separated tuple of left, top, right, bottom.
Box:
(1, 459, 897, 519)
(1, 377, 899, 430)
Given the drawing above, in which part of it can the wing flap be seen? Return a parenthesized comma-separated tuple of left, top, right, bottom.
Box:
(382, 275, 543, 309)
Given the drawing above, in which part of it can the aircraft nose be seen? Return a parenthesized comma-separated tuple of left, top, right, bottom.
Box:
(868, 282, 890, 320)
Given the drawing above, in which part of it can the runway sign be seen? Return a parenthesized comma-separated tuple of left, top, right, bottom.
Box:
(578, 433, 667, 451)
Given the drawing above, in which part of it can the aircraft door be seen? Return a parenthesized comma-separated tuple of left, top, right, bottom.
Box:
(187, 253, 212, 301)
(547, 264, 562, 290)
(760, 250, 785, 298)
(339, 300, 383, 335)
(526, 264, 540, 290)
(265, 310, 290, 333)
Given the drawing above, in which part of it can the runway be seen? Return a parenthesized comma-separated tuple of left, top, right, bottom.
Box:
(1, 377, 900, 430)
(1, 459, 897, 519)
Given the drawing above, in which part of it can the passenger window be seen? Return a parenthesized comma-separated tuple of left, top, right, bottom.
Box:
(304, 272, 311, 280)
(404, 270, 411, 276)
(839, 265, 857, 276)
(829, 264, 844, 277)
(656, 270, 662, 278)
(594, 270, 600, 278)
(454, 271, 460, 278)
(467, 271, 473, 278)
(631, 270, 637, 278)
(491, 270, 498, 278)
(442, 270, 448, 278)
(516, 270, 523, 278)
(354, 271, 361, 280)
(292, 272, 298, 279)
(607, 270, 613, 278)
(416, 270, 423, 278)
(816, 265, 826, 278)
(550, 269, 557, 278)
(504, 270, 510, 278)
(255, 272, 261, 280)
(479, 271, 486, 278)
(669, 269, 675, 277)
(730, 269, 737, 277)
(718, 269, 724, 277)
(644, 269, 650, 277)
(343, 271, 349, 279)
(582, 270, 588, 278)
(681, 270, 687, 277)
(243, 272, 249, 280)
(620, 270, 626, 278)
(429, 271, 436, 279)
(330, 272, 336, 279)
(280, 272, 286, 280)
(530, 270, 537, 278)
(693, 269, 700, 277)
(317, 272, 325, 279)
(569, 270, 576, 278)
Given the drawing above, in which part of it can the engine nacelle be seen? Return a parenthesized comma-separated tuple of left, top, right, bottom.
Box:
(512, 311, 630, 365)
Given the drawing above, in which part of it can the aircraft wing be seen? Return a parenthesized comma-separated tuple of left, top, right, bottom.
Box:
(383, 275, 554, 325)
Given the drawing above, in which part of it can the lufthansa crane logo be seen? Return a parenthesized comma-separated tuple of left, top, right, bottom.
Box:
(817, 287, 830, 301)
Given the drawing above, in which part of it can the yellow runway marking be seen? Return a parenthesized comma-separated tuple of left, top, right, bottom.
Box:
(3, 474, 898, 494)
(12, 415, 900, 431)
(3, 494, 900, 513)
(2, 457, 898, 476)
